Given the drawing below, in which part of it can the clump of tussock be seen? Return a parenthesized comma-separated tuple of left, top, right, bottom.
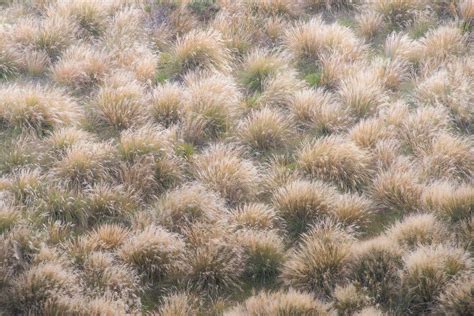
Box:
(118, 225, 185, 281)
(285, 17, 365, 67)
(0, 204, 20, 233)
(52, 44, 108, 91)
(155, 182, 226, 232)
(0, 35, 19, 80)
(149, 82, 184, 127)
(398, 106, 451, 154)
(290, 88, 352, 133)
(51, 141, 115, 189)
(420, 133, 473, 182)
(182, 72, 241, 144)
(33, 185, 88, 226)
(400, 244, 472, 314)
(52, 0, 110, 37)
(237, 229, 285, 280)
(158, 292, 198, 316)
(238, 107, 293, 152)
(331, 193, 373, 231)
(182, 223, 245, 295)
(244, 0, 301, 18)
(0, 168, 43, 205)
(370, 161, 423, 214)
(226, 289, 329, 316)
(12, 14, 77, 59)
(44, 126, 96, 156)
(238, 48, 287, 95)
(272, 179, 336, 237)
(337, 70, 387, 119)
(281, 220, 353, 297)
(372, 0, 422, 27)
(256, 69, 305, 109)
(0, 84, 82, 133)
(421, 181, 473, 223)
(436, 274, 474, 316)
(356, 10, 384, 40)
(332, 283, 372, 315)
(93, 72, 147, 130)
(386, 213, 448, 249)
(192, 144, 260, 204)
(84, 183, 139, 224)
(347, 236, 403, 306)
(230, 203, 279, 231)
(419, 25, 467, 64)
(297, 136, 373, 191)
(117, 123, 173, 162)
(384, 32, 421, 62)
(7, 262, 80, 315)
(161, 28, 231, 78)
(415, 65, 473, 132)
(349, 117, 393, 149)
(111, 43, 159, 83)
(86, 223, 130, 251)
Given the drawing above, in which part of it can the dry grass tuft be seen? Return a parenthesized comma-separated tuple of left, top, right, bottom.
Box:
(297, 136, 373, 191)
(281, 219, 353, 296)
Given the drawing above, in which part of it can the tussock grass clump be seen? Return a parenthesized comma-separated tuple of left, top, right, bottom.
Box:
(332, 283, 371, 315)
(226, 289, 329, 316)
(237, 229, 285, 280)
(158, 292, 198, 316)
(281, 220, 353, 296)
(399, 106, 451, 154)
(93, 72, 147, 130)
(45, 127, 96, 155)
(84, 184, 138, 223)
(0, 35, 19, 80)
(421, 181, 473, 223)
(86, 223, 130, 251)
(297, 136, 373, 191)
(0, 204, 20, 233)
(51, 141, 115, 189)
(13, 14, 77, 59)
(419, 25, 467, 62)
(52, 44, 108, 91)
(118, 124, 173, 162)
(285, 17, 364, 66)
(156, 183, 226, 231)
(0, 85, 82, 133)
(273, 179, 336, 237)
(437, 274, 474, 316)
(182, 223, 245, 295)
(52, 0, 109, 37)
(118, 225, 185, 281)
(372, 0, 422, 27)
(8, 262, 79, 315)
(386, 213, 448, 249)
(400, 244, 472, 314)
(420, 133, 473, 181)
(193, 144, 260, 204)
(347, 237, 403, 306)
(290, 88, 351, 133)
(331, 193, 373, 230)
(230, 203, 278, 231)
(370, 162, 423, 214)
(245, 0, 300, 17)
(163, 28, 231, 78)
(356, 10, 384, 40)
(238, 107, 293, 152)
(337, 71, 387, 119)
(182, 73, 241, 144)
(238, 48, 287, 94)
(149, 82, 184, 127)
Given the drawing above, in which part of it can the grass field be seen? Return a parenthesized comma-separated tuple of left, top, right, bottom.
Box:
(0, 0, 473, 315)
